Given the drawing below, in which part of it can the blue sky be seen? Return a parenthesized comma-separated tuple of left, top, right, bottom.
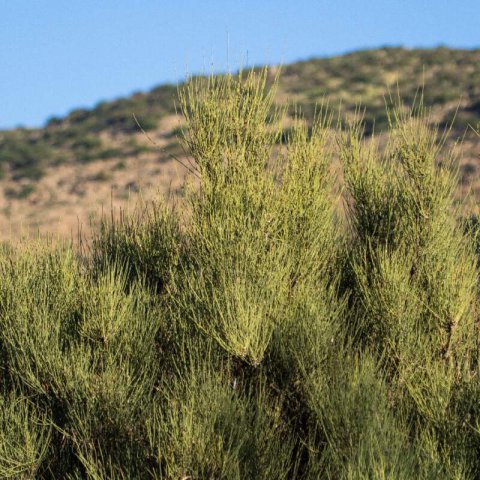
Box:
(0, 0, 478, 129)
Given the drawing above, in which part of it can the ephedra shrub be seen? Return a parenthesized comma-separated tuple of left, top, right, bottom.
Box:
(1, 69, 480, 478)
(340, 104, 480, 477)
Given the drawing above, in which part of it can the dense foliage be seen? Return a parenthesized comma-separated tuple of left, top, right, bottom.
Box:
(1, 68, 480, 479)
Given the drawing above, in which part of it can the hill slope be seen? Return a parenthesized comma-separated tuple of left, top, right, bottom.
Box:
(1, 46, 479, 238)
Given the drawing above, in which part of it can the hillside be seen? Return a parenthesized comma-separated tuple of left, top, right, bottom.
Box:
(1, 46, 479, 238)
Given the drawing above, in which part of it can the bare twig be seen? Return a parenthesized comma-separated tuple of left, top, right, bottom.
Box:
(132, 113, 201, 179)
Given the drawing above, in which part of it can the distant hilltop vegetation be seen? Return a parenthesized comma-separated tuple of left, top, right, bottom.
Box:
(0, 46, 479, 238)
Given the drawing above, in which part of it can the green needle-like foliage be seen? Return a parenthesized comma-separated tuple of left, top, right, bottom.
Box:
(0, 393, 51, 479)
(0, 244, 161, 477)
(341, 102, 480, 476)
(173, 68, 291, 365)
(90, 198, 181, 293)
(1, 69, 480, 478)
(147, 356, 295, 480)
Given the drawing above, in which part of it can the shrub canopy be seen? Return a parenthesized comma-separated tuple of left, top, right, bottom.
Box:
(1, 69, 480, 479)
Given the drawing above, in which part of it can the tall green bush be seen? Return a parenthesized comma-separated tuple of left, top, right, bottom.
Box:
(0, 70, 479, 478)
(172, 69, 290, 366)
(340, 104, 480, 476)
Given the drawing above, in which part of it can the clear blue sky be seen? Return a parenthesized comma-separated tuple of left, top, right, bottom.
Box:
(0, 0, 478, 129)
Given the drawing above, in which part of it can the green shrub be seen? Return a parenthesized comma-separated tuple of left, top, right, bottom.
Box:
(1, 68, 480, 478)
(0, 243, 163, 476)
(340, 104, 480, 476)
(134, 115, 157, 132)
(91, 198, 181, 293)
(0, 136, 52, 180)
(97, 148, 121, 159)
(72, 136, 102, 151)
(147, 357, 295, 479)
(0, 393, 51, 479)
(90, 171, 111, 182)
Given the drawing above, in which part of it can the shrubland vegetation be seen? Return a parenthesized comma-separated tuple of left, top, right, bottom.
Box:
(2, 67, 480, 478)
(1, 47, 479, 183)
